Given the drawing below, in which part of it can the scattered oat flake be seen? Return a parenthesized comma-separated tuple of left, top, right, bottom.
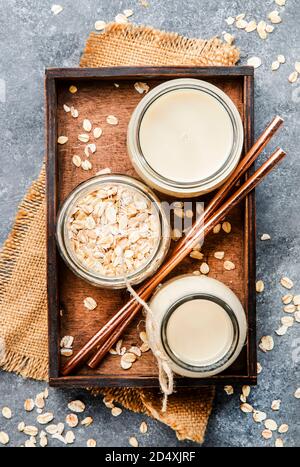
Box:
(93, 127, 103, 139)
(83, 297, 97, 310)
(261, 233, 271, 241)
(68, 400, 85, 413)
(40, 434, 48, 447)
(72, 155, 81, 167)
(240, 403, 253, 413)
(37, 412, 54, 425)
(295, 310, 300, 322)
(140, 342, 150, 352)
(257, 21, 267, 40)
(63, 104, 70, 112)
(264, 419, 278, 431)
(140, 421, 148, 434)
(266, 24, 274, 33)
(35, 393, 45, 409)
(115, 13, 128, 24)
(213, 223, 221, 234)
(283, 304, 296, 313)
(278, 423, 289, 433)
(65, 430, 75, 444)
(294, 387, 300, 398)
(288, 71, 298, 83)
(242, 385, 251, 398)
(259, 335, 274, 352)
(0, 432, 9, 445)
(2, 407, 12, 419)
(222, 221, 231, 233)
(57, 136, 68, 145)
(275, 0, 286, 5)
(69, 85, 78, 94)
(281, 316, 294, 327)
(51, 4, 63, 15)
(224, 385, 234, 395)
(18, 421, 25, 432)
(276, 324, 288, 336)
(120, 359, 132, 370)
(245, 20, 257, 33)
(24, 398, 35, 412)
(200, 262, 209, 275)
(272, 61, 280, 71)
(124, 9, 134, 17)
(224, 260, 235, 271)
(190, 250, 204, 260)
(24, 426, 38, 436)
(257, 362, 262, 374)
(60, 335, 74, 349)
(223, 33, 235, 45)
(129, 346, 142, 357)
(282, 294, 293, 304)
(122, 352, 137, 363)
(214, 251, 225, 260)
(253, 410, 266, 423)
(111, 407, 122, 417)
(83, 119, 92, 132)
(60, 348, 73, 357)
(280, 277, 294, 289)
(81, 416, 93, 427)
(71, 106, 79, 118)
(268, 10, 282, 24)
(81, 159, 92, 171)
(78, 133, 89, 143)
(295, 62, 300, 74)
(66, 413, 78, 427)
(134, 82, 150, 94)
(262, 429, 273, 440)
(87, 438, 97, 447)
(247, 57, 262, 69)
(129, 436, 139, 447)
(256, 280, 264, 293)
(106, 115, 118, 125)
(225, 16, 235, 26)
(275, 437, 284, 447)
(236, 19, 248, 29)
(140, 331, 148, 343)
(278, 55, 286, 64)
(95, 20, 106, 31)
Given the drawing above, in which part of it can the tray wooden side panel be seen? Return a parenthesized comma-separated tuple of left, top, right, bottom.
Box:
(46, 67, 256, 387)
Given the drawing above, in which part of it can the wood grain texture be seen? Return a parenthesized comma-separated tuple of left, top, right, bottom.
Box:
(46, 67, 256, 387)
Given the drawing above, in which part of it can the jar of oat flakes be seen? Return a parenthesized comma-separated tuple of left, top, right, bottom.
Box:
(56, 174, 171, 288)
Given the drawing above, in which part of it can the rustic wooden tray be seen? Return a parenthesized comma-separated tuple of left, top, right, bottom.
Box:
(46, 66, 256, 388)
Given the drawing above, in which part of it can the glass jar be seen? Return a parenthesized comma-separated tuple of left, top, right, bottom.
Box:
(56, 174, 171, 289)
(146, 274, 247, 378)
(127, 78, 244, 198)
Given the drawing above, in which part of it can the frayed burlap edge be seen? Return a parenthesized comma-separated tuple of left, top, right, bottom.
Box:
(0, 166, 48, 381)
(80, 22, 239, 67)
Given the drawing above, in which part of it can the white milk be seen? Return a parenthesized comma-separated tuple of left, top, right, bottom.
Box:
(139, 88, 234, 183)
(166, 298, 234, 366)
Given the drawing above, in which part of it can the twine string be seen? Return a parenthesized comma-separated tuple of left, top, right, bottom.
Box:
(124, 278, 174, 412)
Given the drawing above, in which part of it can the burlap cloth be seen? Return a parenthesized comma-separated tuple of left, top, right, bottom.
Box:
(0, 23, 239, 443)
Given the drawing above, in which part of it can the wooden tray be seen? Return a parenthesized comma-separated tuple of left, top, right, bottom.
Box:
(46, 66, 256, 388)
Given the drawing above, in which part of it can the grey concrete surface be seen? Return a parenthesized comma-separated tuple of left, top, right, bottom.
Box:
(0, 0, 299, 448)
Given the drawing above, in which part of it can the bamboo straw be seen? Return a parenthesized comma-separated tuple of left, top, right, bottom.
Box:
(62, 144, 286, 375)
(87, 147, 285, 369)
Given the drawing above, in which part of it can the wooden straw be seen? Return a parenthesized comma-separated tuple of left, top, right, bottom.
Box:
(62, 145, 286, 375)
